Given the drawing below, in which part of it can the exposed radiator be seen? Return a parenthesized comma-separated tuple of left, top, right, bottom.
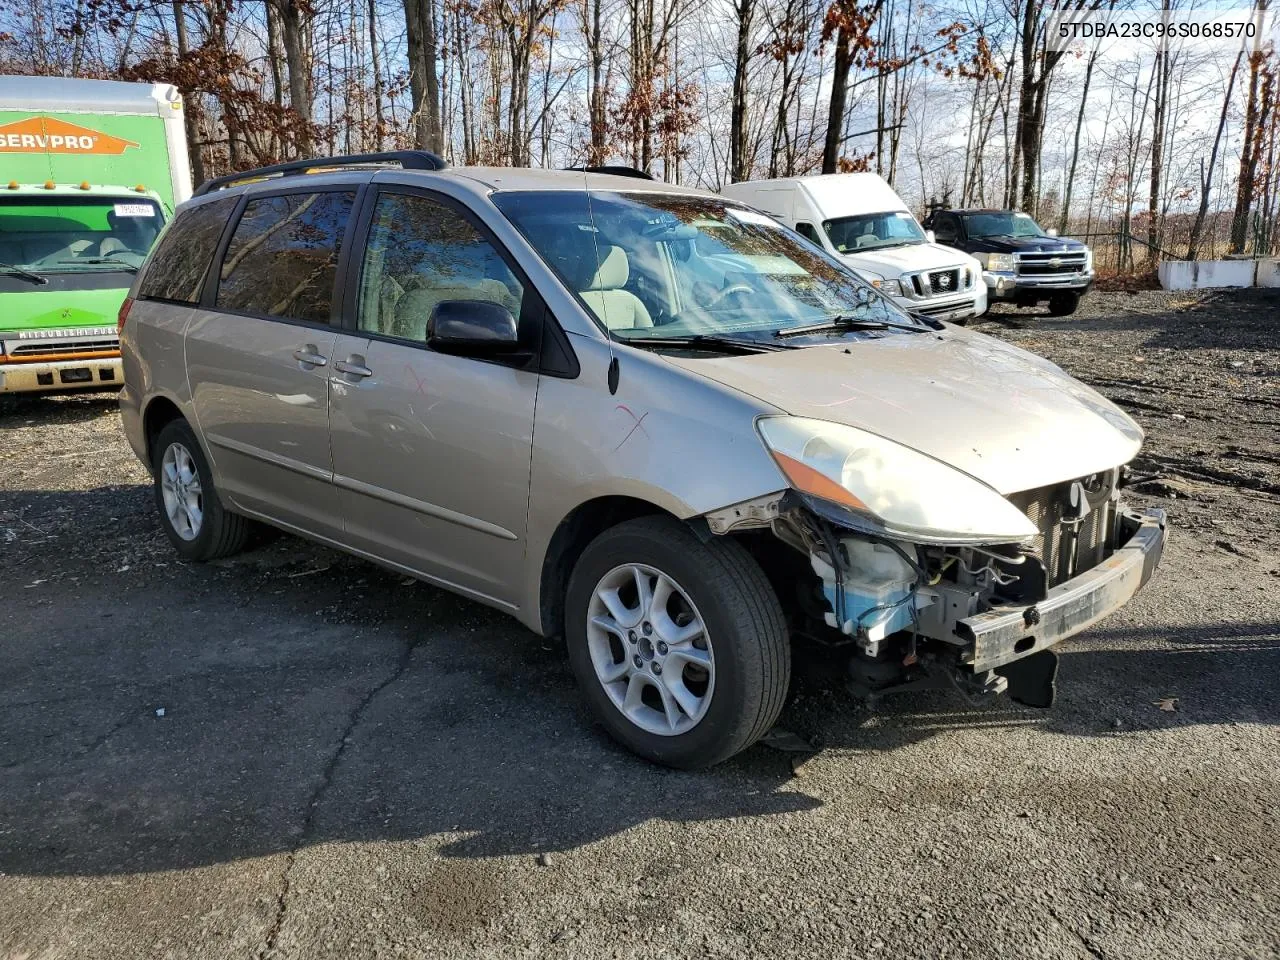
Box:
(1006, 472, 1116, 586)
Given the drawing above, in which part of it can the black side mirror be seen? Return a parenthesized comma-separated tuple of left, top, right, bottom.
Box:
(427, 299, 520, 353)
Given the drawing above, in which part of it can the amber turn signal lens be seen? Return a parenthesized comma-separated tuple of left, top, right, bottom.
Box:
(769, 451, 868, 512)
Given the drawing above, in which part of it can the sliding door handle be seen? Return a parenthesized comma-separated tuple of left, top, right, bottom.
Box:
(293, 346, 328, 367)
(334, 357, 372, 378)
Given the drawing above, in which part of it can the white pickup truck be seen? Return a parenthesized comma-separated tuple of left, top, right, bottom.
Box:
(722, 173, 986, 324)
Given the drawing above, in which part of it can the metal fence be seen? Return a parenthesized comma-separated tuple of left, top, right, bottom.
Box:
(1069, 214, 1278, 276)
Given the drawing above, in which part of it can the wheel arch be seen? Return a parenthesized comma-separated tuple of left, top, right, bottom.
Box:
(141, 394, 187, 465)
(538, 495, 685, 641)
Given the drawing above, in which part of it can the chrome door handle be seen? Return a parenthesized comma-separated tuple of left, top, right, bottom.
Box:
(293, 347, 328, 367)
(334, 358, 372, 378)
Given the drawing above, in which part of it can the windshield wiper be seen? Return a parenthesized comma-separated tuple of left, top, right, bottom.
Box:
(774, 314, 929, 338)
(0, 262, 49, 285)
(56, 258, 139, 273)
(623, 333, 798, 352)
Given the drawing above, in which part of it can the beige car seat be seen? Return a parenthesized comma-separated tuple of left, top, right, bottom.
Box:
(577, 245, 653, 331)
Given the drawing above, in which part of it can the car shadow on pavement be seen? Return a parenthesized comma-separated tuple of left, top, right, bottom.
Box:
(0, 507, 819, 878)
(778, 620, 1280, 754)
(1, 487, 1275, 877)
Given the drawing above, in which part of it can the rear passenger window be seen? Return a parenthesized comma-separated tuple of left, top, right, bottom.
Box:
(216, 191, 354, 324)
(356, 192, 523, 342)
(137, 197, 236, 304)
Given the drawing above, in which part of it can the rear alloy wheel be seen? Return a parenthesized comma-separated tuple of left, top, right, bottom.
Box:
(160, 441, 204, 541)
(565, 516, 790, 768)
(152, 418, 252, 561)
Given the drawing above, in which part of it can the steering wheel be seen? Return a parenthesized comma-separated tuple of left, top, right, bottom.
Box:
(705, 283, 755, 309)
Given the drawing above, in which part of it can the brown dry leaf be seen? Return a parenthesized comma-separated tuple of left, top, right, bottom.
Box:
(1154, 697, 1179, 712)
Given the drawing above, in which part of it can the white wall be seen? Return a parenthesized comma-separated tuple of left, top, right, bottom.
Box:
(1158, 260, 1258, 290)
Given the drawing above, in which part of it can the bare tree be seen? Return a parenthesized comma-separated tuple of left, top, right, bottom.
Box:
(1230, 39, 1274, 252)
(404, 0, 443, 151)
(268, 0, 315, 152)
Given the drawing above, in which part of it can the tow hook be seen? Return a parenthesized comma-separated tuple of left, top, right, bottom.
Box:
(962, 670, 1009, 697)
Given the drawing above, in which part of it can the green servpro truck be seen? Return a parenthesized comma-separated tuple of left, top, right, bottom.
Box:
(0, 77, 191, 395)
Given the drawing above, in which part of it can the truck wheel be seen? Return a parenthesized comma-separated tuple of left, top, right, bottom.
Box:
(1048, 292, 1080, 316)
(564, 515, 790, 769)
(152, 419, 252, 561)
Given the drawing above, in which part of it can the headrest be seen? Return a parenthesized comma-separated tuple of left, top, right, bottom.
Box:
(582, 245, 629, 291)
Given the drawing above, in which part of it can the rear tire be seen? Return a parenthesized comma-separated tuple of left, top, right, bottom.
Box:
(152, 418, 252, 561)
(1048, 291, 1081, 316)
(565, 515, 790, 768)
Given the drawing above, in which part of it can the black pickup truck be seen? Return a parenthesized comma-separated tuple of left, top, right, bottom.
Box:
(921, 208, 1094, 316)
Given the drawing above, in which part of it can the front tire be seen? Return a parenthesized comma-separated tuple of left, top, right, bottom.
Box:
(1048, 291, 1081, 316)
(152, 418, 251, 561)
(565, 516, 790, 768)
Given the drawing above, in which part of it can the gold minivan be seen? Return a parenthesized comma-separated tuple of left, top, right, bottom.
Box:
(119, 153, 1166, 768)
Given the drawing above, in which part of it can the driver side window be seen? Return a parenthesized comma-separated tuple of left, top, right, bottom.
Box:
(357, 192, 524, 342)
(794, 222, 821, 244)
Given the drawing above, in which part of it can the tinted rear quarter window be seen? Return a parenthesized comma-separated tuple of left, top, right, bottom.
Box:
(137, 197, 237, 304)
(216, 191, 355, 324)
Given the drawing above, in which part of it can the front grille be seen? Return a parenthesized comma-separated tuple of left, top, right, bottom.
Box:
(1017, 252, 1088, 276)
(8, 337, 119, 358)
(905, 267, 972, 299)
(1006, 471, 1116, 586)
(927, 269, 960, 295)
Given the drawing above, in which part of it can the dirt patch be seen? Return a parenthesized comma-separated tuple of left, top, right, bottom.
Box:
(976, 287, 1280, 553)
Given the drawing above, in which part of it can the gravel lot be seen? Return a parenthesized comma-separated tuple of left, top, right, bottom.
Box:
(2, 289, 1277, 959)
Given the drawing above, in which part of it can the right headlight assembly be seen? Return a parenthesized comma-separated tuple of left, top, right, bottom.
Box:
(757, 417, 1038, 545)
(979, 252, 1016, 272)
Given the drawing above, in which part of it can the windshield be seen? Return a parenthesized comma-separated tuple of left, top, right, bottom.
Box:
(493, 190, 913, 342)
(0, 195, 164, 273)
(962, 211, 1047, 239)
(822, 210, 926, 253)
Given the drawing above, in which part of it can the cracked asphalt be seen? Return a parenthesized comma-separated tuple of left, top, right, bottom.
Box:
(1, 289, 1277, 959)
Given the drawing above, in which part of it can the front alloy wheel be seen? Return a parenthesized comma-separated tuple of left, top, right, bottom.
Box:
(565, 516, 790, 768)
(587, 563, 715, 736)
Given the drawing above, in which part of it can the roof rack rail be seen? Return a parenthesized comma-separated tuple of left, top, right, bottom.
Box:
(565, 165, 656, 181)
(192, 150, 448, 197)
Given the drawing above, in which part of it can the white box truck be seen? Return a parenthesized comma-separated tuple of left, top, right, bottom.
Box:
(722, 173, 986, 324)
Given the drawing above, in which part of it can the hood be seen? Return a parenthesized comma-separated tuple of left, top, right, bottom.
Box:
(841, 242, 976, 277)
(663, 328, 1142, 495)
(967, 235, 1087, 255)
(0, 283, 130, 333)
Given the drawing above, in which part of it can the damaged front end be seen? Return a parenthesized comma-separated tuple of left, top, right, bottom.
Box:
(706, 463, 1167, 709)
